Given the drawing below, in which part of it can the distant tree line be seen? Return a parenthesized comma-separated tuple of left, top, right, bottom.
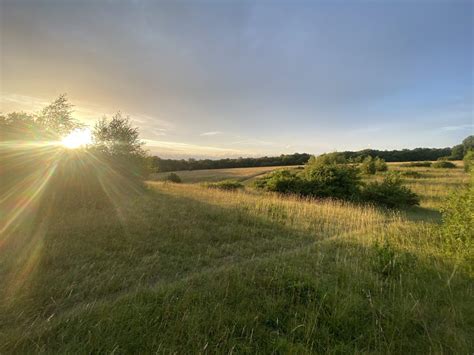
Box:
(151, 138, 473, 172)
(150, 153, 312, 172)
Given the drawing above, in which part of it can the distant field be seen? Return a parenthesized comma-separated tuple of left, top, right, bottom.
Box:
(150, 165, 300, 184)
(1, 161, 472, 353)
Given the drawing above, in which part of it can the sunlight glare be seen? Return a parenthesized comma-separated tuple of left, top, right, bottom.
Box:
(61, 128, 92, 149)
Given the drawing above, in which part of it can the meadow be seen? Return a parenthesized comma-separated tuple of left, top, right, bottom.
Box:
(0, 162, 472, 353)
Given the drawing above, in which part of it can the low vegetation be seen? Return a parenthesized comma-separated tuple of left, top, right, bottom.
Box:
(432, 161, 456, 169)
(1, 96, 472, 353)
(204, 179, 244, 191)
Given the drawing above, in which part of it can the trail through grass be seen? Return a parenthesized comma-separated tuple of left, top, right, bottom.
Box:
(0, 164, 472, 353)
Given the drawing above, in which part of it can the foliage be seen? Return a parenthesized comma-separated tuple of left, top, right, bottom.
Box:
(432, 161, 456, 169)
(361, 173, 420, 208)
(254, 170, 305, 194)
(440, 176, 473, 260)
(374, 157, 388, 171)
(304, 161, 362, 199)
(165, 172, 182, 183)
(151, 153, 311, 173)
(463, 150, 474, 172)
(360, 156, 377, 174)
(400, 161, 432, 168)
(92, 113, 150, 178)
(400, 171, 423, 178)
(205, 180, 244, 191)
(0, 94, 81, 141)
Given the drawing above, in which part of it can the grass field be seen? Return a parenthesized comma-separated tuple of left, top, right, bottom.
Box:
(150, 165, 298, 184)
(0, 163, 472, 353)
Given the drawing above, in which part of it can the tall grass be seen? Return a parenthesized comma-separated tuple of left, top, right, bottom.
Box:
(0, 164, 472, 353)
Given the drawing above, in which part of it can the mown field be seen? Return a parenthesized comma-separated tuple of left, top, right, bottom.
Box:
(150, 165, 295, 184)
(0, 162, 472, 353)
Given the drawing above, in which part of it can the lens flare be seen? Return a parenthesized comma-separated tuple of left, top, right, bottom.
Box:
(61, 128, 92, 149)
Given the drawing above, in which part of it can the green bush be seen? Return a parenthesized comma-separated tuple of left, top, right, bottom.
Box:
(304, 163, 362, 199)
(374, 157, 388, 172)
(165, 173, 182, 183)
(400, 171, 423, 178)
(205, 180, 243, 191)
(463, 150, 473, 172)
(360, 156, 376, 175)
(254, 170, 305, 194)
(440, 176, 473, 260)
(431, 161, 456, 169)
(361, 174, 419, 208)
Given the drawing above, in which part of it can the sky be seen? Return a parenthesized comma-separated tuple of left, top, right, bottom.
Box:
(1, 0, 473, 158)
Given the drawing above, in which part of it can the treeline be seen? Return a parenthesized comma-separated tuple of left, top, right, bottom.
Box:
(150, 153, 312, 172)
(151, 145, 469, 173)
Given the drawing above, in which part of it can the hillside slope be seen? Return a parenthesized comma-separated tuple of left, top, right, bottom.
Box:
(0, 173, 472, 353)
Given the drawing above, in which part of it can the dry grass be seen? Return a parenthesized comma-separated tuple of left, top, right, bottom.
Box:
(0, 162, 472, 353)
(150, 165, 296, 184)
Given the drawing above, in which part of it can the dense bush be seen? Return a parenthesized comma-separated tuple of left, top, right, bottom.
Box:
(374, 157, 388, 172)
(256, 156, 362, 200)
(255, 170, 305, 194)
(205, 180, 244, 191)
(432, 161, 456, 169)
(165, 173, 182, 183)
(361, 174, 420, 208)
(440, 176, 473, 261)
(463, 150, 473, 172)
(400, 171, 423, 178)
(360, 156, 377, 175)
(304, 162, 361, 199)
(400, 161, 431, 168)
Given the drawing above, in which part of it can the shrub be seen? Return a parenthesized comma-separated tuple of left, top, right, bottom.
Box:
(400, 162, 431, 168)
(374, 157, 388, 172)
(361, 173, 419, 208)
(463, 150, 473, 172)
(360, 156, 376, 175)
(400, 171, 423, 178)
(205, 180, 243, 191)
(440, 176, 473, 260)
(432, 161, 456, 169)
(165, 173, 182, 183)
(304, 163, 362, 199)
(254, 170, 305, 194)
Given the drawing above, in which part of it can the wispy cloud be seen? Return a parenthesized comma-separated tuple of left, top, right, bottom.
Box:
(200, 131, 222, 136)
(440, 124, 473, 131)
(142, 139, 243, 157)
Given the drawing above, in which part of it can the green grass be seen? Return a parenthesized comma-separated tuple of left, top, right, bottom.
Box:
(0, 163, 472, 353)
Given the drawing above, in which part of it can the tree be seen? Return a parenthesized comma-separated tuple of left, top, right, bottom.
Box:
(462, 136, 474, 155)
(449, 144, 464, 160)
(92, 112, 149, 177)
(36, 94, 81, 137)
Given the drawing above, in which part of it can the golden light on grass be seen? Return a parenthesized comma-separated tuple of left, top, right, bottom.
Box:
(61, 128, 92, 149)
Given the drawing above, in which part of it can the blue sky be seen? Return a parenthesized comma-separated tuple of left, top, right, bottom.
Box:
(1, 0, 472, 158)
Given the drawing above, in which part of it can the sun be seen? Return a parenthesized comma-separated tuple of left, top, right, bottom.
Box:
(61, 128, 92, 149)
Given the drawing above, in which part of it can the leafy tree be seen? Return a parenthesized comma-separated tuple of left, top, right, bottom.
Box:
(449, 144, 464, 160)
(36, 94, 81, 137)
(360, 156, 377, 175)
(462, 135, 474, 154)
(92, 112, 149, 177)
